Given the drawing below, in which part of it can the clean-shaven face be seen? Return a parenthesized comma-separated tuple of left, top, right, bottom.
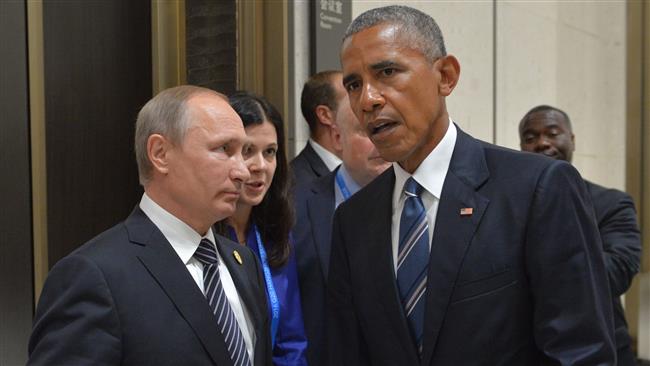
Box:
(240, 120, 278, 206)
(341, 23, 446, 172)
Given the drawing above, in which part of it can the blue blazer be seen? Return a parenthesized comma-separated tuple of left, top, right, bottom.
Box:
(585, 180, 641, 366)
(293, 168, 338, 366)
(29, 207, 272, 366)
(328, 126, 616, 365)
(228, 227, 309, 366)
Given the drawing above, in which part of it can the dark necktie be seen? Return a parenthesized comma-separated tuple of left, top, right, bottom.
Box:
(194, 238, 252, 366)
(396, 177, 430, 354)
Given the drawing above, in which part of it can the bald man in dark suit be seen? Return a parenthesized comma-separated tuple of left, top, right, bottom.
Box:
(520, 104, 641, 366)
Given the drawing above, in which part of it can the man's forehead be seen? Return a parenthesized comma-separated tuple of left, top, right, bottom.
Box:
(341, 26, 425, 81)
(341, 23, 403, 60)
(344, 22, 401, 44)
(521, 111, 570, 134)
(190, 96, 239, 121)
(528, 110, 568, 126)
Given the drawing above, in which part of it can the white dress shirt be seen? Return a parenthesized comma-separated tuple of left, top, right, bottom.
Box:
(139, 193, 255, 362)
(309, 138, 342, 171)
(391, 120, 457, 273)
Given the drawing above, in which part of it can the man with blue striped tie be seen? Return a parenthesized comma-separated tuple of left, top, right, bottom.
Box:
(328, 5, 616, 365)
(29, 86, 272, 366)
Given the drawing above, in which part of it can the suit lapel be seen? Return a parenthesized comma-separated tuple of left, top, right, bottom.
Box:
(420, 128, 490, 366)
(307, 171, 336, 280)
(304, 143, 330, 178)
(364, 170, 421, 360)
(214, 236, 263, 333)
(126, 208, 231, 366)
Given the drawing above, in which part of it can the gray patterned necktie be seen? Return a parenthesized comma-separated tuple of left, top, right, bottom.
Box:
(194, 238, 252, 366)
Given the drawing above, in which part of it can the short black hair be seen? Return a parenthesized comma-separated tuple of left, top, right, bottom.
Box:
(344, 5, 446, 62)
(519, 105, 572, 133)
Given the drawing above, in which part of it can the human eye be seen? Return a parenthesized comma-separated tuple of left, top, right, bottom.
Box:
(214, 144, 228, 153)
(345, 80, 361, 93)
(523, 134, 535, 144)
(242, 144, 254, 158)
(380, 67, 396, 77)
(264, 147, 277, 158)
(547, 128, 560, 137)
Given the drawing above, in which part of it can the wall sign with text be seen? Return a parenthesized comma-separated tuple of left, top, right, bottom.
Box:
(311, 0, 351, 73)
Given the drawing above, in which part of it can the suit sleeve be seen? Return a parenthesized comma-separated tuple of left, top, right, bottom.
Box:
(327, 210, 370, 366)
(526, 161, 616, 365)
(28, 254, 121, 366)
(597, 191, 641, 297)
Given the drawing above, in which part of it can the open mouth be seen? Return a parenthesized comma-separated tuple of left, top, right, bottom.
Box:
(246, 181, 265, 190)
(369, 120, 397, 136)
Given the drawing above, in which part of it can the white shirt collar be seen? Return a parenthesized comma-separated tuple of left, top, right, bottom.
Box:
(392, 119, 457, 206)
(309, 138, 342, 171)
(139, 193, 216, 265)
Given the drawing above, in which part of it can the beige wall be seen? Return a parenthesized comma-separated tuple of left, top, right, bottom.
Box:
(496, 2, 626, 190)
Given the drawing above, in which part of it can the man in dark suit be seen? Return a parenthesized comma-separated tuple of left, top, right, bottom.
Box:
(291, 71, 343, 189)
(293, 72, 390, 366)
(519, 105, 642, 366)
(328, 5, 616, 365)
(28, 86, 272, 366)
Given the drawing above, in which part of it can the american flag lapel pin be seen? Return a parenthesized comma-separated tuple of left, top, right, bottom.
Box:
(460, 207, 473, 216)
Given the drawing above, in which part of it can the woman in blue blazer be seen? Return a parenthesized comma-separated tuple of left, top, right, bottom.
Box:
(217, 91, 308, 366)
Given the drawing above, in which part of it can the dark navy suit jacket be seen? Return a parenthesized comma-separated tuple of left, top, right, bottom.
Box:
(293, 168, 338, 366)
(328, 126, 616, 365)
(585, 180, 641, 366)
(29, 207, 272, 366)
(291, 143, 330, 191)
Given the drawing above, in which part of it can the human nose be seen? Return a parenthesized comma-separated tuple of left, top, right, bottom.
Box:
(360, 82, 385, 113)
(246, 152, 266, 173)
(231, 153, 251, 184)
(534, 136, 552, 152)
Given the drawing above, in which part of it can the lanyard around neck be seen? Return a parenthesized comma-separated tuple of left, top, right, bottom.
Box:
(335, 168, 352, 201)
(252, 223, 280, 347)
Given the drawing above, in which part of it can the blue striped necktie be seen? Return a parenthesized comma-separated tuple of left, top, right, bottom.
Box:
(194, 238, 252, 366)
(397, 177, 430, 354)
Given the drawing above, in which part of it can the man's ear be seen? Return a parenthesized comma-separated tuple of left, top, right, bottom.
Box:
(147, 134, 172, 175)
(571, 133, 576, 151)
(315, 105, 335, 127)
(331, 123, 343, 153)
(437, 55, 461, 97)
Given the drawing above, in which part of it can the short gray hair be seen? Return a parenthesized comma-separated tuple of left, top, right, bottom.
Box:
(134, 85, 226, 185)
(344, 5, 446, 62)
